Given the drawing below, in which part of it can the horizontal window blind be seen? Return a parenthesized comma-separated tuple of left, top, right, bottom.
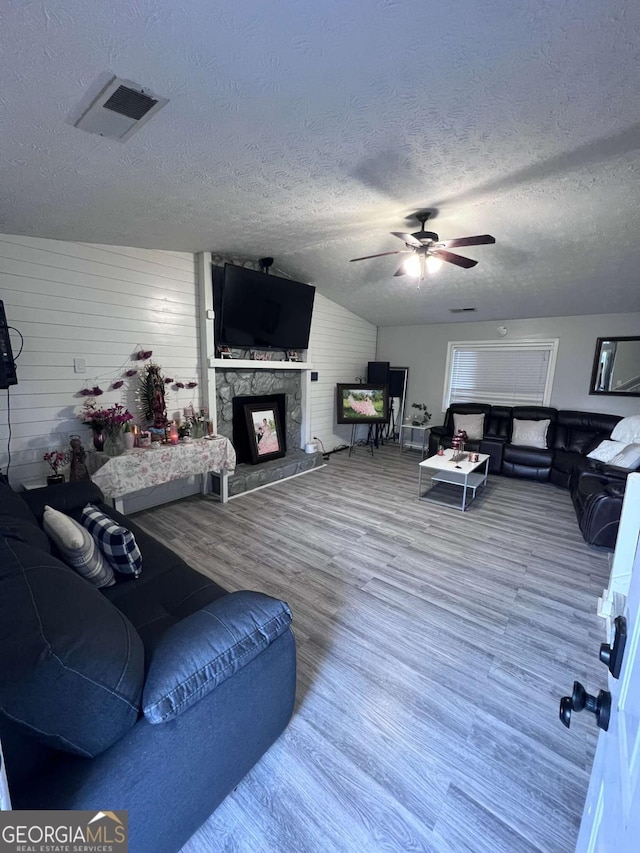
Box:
(444, 340, 558, 408)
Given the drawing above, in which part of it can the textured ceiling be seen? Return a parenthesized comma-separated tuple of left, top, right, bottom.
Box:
(1, 0, 640, 326)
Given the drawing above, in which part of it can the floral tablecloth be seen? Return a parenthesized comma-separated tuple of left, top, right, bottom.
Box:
(87, 438, 236, 500)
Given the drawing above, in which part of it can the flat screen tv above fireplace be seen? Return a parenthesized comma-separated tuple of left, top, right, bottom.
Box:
(214, 263, 315, 350)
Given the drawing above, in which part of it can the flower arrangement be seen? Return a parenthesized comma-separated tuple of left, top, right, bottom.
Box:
(410, 403, 431, 425)
(178, 406, 210, 439)
(80, 402, 134, 432)
(43, 449, 70, 474)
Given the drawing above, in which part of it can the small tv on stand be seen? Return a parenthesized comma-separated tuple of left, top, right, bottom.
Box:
(336, 384, 388, 425)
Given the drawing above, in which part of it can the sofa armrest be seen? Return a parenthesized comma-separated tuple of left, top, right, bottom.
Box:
(429, 425, 448, 438)
(21, 480, 105, 520)
(143, 591, 293, 724)
(599, 463, 636, 480)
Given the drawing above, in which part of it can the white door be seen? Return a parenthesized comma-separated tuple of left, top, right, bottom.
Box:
(576, 473, 640, 852)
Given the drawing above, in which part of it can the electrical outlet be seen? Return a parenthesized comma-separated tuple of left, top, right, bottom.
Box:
(73, 357, 87, 374)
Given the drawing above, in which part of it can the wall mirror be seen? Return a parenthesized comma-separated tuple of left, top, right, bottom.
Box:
(590, 337, 640, 397)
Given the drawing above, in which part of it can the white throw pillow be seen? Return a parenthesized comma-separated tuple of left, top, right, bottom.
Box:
(609, 443, 640, 470)
(587, 439, 630, 464)
(511, 418, 550, 449)
(42, 505, 115, 588)
(611, 415, 640, 445)
(453, 413, 485, 440)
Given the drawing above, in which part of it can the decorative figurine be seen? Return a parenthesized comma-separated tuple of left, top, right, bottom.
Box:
(69, 434, 90, 482)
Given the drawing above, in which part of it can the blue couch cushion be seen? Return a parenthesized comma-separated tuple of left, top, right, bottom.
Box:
(143, 591, 293, 724)
(0, 482, 51, 553)
(0, 537, 144, 757)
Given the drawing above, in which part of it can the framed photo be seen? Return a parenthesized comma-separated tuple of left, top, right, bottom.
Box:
(336, 383, 389, 424)
(287, 350, 300, 362)
(243, 403, 285, 464)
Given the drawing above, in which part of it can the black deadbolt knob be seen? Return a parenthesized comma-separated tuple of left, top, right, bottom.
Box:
(559, 696, 573, 728)
(571, 680, 587, 712)
(559, 681, 611, 732)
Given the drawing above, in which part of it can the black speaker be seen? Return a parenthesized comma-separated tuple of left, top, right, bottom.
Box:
(367, 361, 390, 385)
(388, 369, 406, 398)
(0, 300, 17, 390)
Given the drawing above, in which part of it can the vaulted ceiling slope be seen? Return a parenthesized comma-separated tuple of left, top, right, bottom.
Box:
(1, 0, 640, 326)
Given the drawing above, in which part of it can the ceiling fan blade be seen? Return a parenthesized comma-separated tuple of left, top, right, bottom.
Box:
(441, 234, 496, 248)
(390, 231, 423, 248)
(433, 249, 478, 269)
(349, 250, 405, 262)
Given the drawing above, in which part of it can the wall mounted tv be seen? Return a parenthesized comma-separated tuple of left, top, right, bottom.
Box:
(336, 384, 389, 425)
(214, 264, 316, 350)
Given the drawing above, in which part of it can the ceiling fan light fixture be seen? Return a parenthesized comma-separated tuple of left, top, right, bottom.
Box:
(426, 255, 443, 274)
(403, 255, 422, 277)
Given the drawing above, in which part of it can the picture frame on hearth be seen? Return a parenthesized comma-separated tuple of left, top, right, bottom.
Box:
(243, 403, 286, 464)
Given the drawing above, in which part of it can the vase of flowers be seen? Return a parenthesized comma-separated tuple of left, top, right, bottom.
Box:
(92, 429, 106, 451)
(44, 449, 70, 485)
(80, 402, 133, 456)
(104, 426, 125, 457)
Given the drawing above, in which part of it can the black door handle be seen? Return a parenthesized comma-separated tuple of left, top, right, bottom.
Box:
(559, 681, 611, 731)
(599, 615, 627, 679)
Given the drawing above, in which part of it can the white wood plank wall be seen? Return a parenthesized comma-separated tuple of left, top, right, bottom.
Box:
(307, 293, 378, 452)
(0, 235, 201, 493)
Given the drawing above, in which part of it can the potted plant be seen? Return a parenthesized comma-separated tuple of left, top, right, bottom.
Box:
(410, 403, 431, 426)
(43, 449, 70, 485)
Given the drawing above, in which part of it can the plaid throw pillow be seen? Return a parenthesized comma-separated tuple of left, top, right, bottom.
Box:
(81, 504, 142, 578)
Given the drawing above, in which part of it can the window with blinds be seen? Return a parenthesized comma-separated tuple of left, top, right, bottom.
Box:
(443, 340, 559, 409)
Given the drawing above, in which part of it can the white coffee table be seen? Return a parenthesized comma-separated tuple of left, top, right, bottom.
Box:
(418, 448, 490, 511)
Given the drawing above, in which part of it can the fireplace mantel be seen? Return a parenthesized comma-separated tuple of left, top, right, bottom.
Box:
(209, 358, 313, 371)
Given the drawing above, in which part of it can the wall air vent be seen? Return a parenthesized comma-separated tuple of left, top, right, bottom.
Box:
(449, 307, 477, 314)
(73, 76, 168, 142)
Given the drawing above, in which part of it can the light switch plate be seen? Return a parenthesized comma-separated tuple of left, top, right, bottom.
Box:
(74, 357, 87, 374)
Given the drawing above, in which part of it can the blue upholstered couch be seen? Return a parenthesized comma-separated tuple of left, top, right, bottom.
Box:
(0, 477, 296, 853)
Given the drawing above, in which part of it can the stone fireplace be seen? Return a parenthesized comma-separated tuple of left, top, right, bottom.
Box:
(214, 367, 322, 497)
(216, 368, 302, 448)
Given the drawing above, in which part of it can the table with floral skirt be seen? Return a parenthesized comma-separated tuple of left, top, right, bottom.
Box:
(86, 437, 236, 511)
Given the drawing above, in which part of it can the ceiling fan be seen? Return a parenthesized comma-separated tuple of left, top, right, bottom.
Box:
(349, 212, 495, 276)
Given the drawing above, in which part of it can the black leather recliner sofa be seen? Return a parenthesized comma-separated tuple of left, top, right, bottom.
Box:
(571, 469, 627, 550)
(429, 404, 635, 550)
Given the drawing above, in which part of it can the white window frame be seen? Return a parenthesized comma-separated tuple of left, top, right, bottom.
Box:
(442, 338, 559, 411)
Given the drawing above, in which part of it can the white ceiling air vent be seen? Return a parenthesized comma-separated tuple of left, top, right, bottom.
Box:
(73, 77, 169, 142)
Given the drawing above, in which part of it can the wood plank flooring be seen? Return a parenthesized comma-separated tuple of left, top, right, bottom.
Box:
(133, 445, 611, 853)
